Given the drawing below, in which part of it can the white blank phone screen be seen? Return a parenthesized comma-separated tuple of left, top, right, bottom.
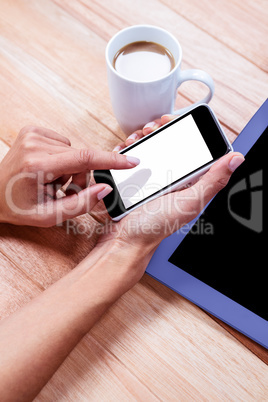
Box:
(111, 114, 213, 209)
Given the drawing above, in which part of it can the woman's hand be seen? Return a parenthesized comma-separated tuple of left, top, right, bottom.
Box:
(112, 114, 172, 152)
(97, 115, 245, 284)
(103, 151, 244, 247)
(0, 126, 139, 227)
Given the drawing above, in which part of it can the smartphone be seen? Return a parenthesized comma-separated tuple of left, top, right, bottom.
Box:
(94, 104, 233, 221)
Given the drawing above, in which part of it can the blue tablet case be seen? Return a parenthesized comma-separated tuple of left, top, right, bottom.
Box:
(146, 99, 268, 349)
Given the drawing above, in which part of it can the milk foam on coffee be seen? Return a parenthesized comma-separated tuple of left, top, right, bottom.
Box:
(113, 41, 175, 82)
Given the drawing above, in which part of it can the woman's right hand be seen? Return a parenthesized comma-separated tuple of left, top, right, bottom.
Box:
(0, 126, 140, 227)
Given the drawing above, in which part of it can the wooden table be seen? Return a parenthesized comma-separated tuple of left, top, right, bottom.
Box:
(0, 0, 267, 400)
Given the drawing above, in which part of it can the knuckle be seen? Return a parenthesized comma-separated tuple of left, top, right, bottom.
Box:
(77, 148, 94, 168)
(110, 150, 119, 164)
(19, 135, 36, 151)
(18, 128, 40, 151)
(21, 156, 39, 173)
(215, 175, 230, 190)
(203, 170, 230, 192)
(75, 149, 95, 170)
(19, 125, 39, 137)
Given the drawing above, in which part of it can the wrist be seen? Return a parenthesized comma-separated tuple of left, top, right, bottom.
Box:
(77, 239, 154, 304)
(20, 240, 155, 339)
(96, 237, 155, 261)
(96, 226, 159, 258)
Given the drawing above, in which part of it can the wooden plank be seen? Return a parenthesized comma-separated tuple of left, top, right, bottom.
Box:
(36, 334, 159, 401)
(0, 251, 41, 319)
(0, 216, 101, 288)
(0, 0, 125, 143)
(206, 313, 268, 365)
(159, 0, 268, 72)
(0, 50, 120, 151)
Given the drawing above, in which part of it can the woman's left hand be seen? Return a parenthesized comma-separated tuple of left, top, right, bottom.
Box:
(112, 115, 174, 152)
(96, 115, 244, 287)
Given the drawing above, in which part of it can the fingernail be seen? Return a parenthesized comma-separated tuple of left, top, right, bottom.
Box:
(144, 121, 157, 130)
(125, 133, 138, 146)
(143, 121, 159, 134)
(127, 133, 138, 141)
(97, 186, 113, 200)
(126, 155, 140, 166)
(228, 154, 245, 172)
(113, 145, 122, 152)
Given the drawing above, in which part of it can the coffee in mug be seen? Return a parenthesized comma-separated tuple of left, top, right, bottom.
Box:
(106, 25, 215, 134)
(113, 41, 175, 82)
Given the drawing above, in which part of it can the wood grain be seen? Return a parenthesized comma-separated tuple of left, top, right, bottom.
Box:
(160, 0, 268, 72)
(0, 251, 41, 319)
(0, 218, 101, 289)
(0, 0, 267, 400)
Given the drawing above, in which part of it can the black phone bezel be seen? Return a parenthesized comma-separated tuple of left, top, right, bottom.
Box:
(94, 105, 231, 218)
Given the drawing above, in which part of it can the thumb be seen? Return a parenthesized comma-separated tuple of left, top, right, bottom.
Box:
(163, 152, 245, 233)
(52, 184, 113, 224)
(193, 152, 245, 202)
(181, 152, 245, 219)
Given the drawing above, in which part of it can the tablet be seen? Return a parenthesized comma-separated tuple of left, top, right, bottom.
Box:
(146, 99, 268, 349)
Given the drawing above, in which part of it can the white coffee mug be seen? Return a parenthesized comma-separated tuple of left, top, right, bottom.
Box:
(106, 25, 215, 134)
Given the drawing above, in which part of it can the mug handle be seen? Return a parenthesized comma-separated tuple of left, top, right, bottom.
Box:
(173, 69, 215, 115)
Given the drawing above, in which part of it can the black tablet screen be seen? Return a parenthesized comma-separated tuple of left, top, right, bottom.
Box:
(169, 129, 267, 321)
